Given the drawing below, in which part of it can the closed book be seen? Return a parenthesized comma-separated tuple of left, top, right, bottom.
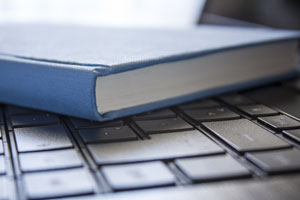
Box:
(0, 24, 299, 121)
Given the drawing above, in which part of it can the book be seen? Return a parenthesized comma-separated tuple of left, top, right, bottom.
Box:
(0, 24, 299, 121)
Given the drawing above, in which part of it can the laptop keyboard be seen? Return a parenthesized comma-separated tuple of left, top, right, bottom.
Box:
(1, 79, 300, 199)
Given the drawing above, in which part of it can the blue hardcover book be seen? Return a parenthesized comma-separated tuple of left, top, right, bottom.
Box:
(0, 24, 299, 121)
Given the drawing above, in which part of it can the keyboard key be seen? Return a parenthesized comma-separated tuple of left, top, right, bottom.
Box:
(178, 99, 220, 110)
(79, 126, 138, 143)
(0, 156, 5, 174)
(0, 112, 3, 125)
(219, 94, 255, 105)
(11, 113, 59, 128)
(71, 118, 124, 129)
(19, 149, 82, 172)
(24, 168, 94, 199)
(184, 107, 240, 122)
(88, 130, 223, 164)
(0, 177, 9, 200)
(246, 87, 300, 121)
(0, 129, 2, 138)
(133, 109, 176, 121)
(258, 115, 300, 130)
(283, 129, 300, 143)
(246, 149, 300, 173)
(14, 124, 73, 152)
(175, 155, 249, 181)
(237, 104, 278, 117)
(135, 117, 193, 134)
(102, 162, 175, 190)
(203, 119, 290, 152)
(7, 106, 38, 115)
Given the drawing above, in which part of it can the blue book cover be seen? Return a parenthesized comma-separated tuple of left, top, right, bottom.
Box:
(0, 24, 299, 121)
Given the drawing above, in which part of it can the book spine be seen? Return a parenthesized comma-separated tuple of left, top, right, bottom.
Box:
(0, 57, 101, 120)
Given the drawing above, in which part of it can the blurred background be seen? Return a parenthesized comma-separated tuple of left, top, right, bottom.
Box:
(0, 0, 299, 29)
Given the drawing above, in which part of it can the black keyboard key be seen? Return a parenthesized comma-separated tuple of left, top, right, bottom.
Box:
(24, 168, 94, 199)
(79, 125, 138, 143)
(102, 161, 175, 190)
(135, 117, 193, 134)
(219, 94, 255, 105)
(175, 155, 249, 181)
(258, 115, 300, 130)
(14, 124, 73, 152)
(178, 99, 220, 110)
(237, 104, 278, 117)
(11, 113, 59, 128)
(246, 87, 300, 121)
(283, 129, 300, 143)
(0, 112, 3, 125)
(0, 129, 2, 138)
(0, 155, 5, 174)
(133, 109, 176, 121)
(203, 119, 290, 152)
(246, 149, 300, 173)
(7, 106, 38, 115)
(19, 149, 82, 172)
(71, 118, 124, 129)
(184, 107, 240, 122)
(88, 130, 223, 164)
(0, 140, 3, 154)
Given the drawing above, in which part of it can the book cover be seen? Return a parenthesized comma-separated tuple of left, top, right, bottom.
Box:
(0, 24, 299, 120)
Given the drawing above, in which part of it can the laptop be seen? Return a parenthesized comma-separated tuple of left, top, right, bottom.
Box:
(0, 1, 300, 199)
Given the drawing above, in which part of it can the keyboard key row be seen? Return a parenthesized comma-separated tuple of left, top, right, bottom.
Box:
(203, 119, 290, 152)
(88, 130, 223, 165)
